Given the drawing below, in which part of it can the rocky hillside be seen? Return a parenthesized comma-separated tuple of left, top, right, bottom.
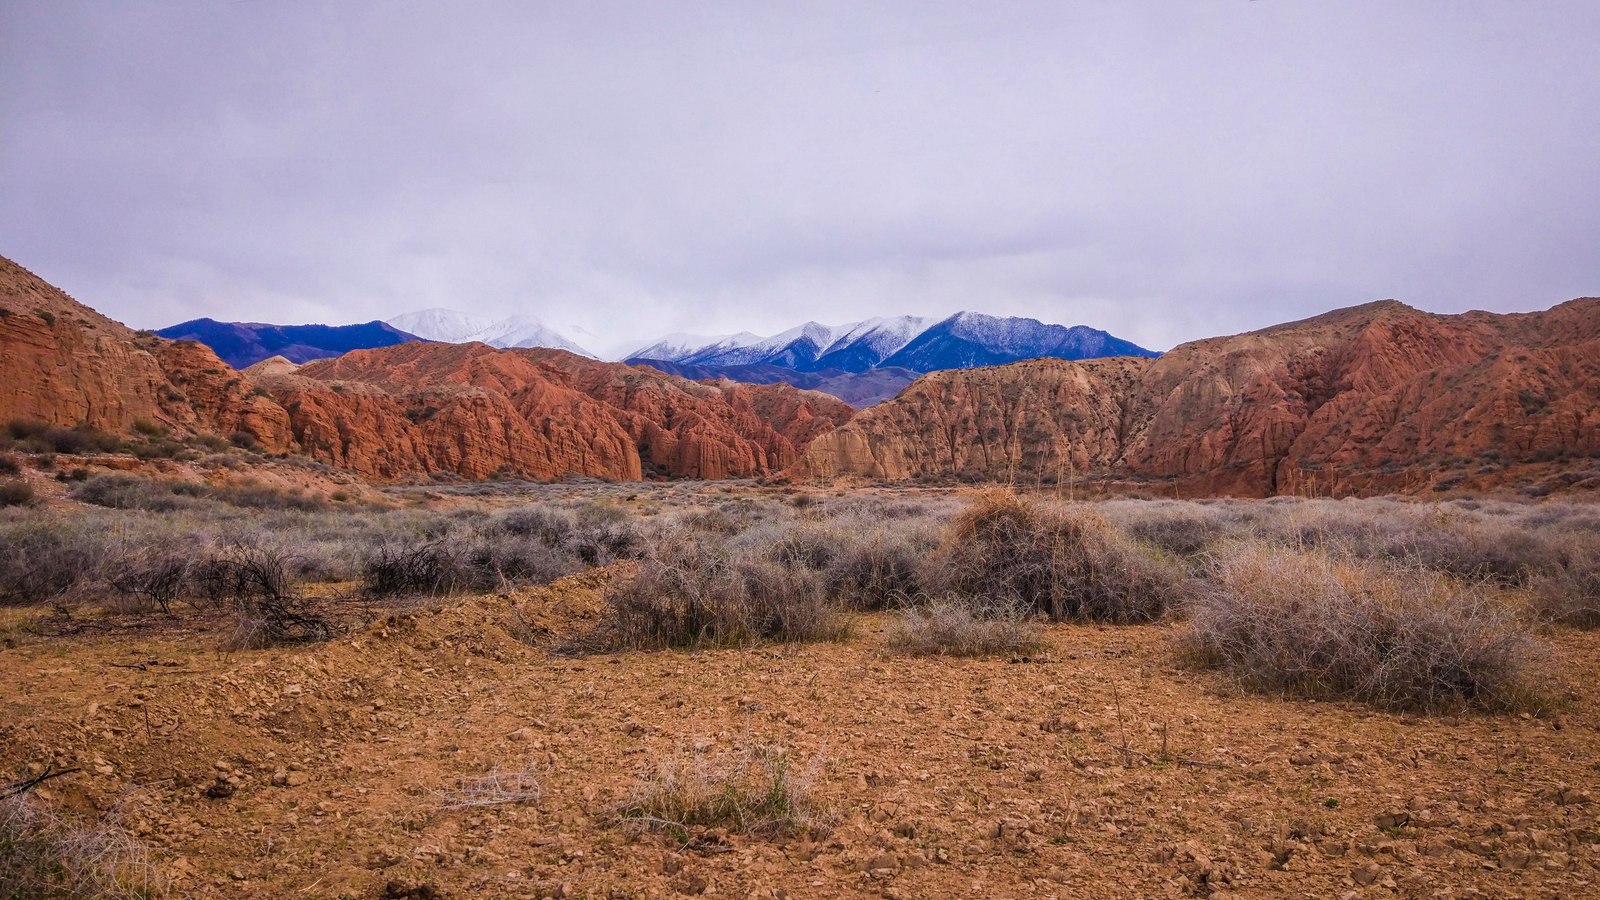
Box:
(0, 256, 294, 451)
(799, 299, 1600, 496)
(627, 359, 919, 408)
(263, 343, 854, 481)
(1, 255, 853, 482)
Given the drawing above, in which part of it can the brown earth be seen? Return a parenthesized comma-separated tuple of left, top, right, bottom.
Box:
(799, 299, 1600, 497)
(3, 565, 1597, 898)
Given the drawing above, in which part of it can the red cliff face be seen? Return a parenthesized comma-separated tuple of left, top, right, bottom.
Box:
(1, 255, 853, 482)
(267, 343, 856, 481)
(799, 299, 1600, 496)
(0, 255, 290, 451)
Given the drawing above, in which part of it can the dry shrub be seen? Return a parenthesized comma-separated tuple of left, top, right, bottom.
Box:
(0, 793, 164, 899)
(0, 518, 107, 606)
(108, 540, 193, 614)
(491, 506, 574, 546)
(606, 538, 848, 649)
(0, 479, 32, 508)
(200, 539, 333, 648)
(823, 522, 932, 610)
(361, 540, 471, 599)
(467, 533, 584, 588)
(620, 745, 830, 840)
(1528, 536, 1600, 628)
(885, 597, 1045, 658)
(928, 491, 1188, 623)
(363, 532, 585, 599)
(70, 474, 193, 512)
(1179, 545, 1546, 712)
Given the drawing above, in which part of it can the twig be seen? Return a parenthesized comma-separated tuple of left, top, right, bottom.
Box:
(1, 763, 83, 799)
(1095, 734, 1229, 769)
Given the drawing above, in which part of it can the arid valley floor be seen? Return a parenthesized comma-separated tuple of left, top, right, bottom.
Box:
(3, 462, 1598, 899)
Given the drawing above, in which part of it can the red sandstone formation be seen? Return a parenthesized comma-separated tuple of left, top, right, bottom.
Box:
(799, 299, 1600, 496)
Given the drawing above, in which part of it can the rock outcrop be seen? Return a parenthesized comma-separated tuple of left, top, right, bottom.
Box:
(1, 254, 853, 481)
(0, 255, 291, 451)
(280, 342, 856, 480)
(798, 299, 1600, 496)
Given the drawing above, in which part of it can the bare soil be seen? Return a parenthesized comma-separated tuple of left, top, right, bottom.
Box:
(3, 567, 1598, 898)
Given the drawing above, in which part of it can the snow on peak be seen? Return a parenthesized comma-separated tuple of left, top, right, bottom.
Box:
(385, 308, 595, 357)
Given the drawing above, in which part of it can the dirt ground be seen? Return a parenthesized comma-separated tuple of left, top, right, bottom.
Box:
(3, 567, 1598, 899)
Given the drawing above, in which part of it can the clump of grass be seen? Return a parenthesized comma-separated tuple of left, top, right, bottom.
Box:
(0, 480, 32, 508)
(0, 793, 164, 899)
(620, 746, 830, 841)
(0, 518, 107, 606)
(1179, 544, 1547, 712)
(435, 765, 542, 810)
(885, 597, 1046, 658)
(1528, 538, 1600, 628)
(605, 537, 849, 649)
(927, 491, 1188, 623)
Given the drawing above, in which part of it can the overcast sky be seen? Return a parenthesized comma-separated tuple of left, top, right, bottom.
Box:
(2, 1, 1597, 354)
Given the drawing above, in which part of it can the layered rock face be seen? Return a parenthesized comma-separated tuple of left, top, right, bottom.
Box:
(0, 256, 292, 451)
(1, 254, 853, 482)
(799, 299, 1600, 496)
(258, 342, 856, 481)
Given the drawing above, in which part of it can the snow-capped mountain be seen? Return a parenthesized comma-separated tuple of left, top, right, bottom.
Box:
(810, 316, 930, 372)
(626, 331, 765, 365)
(625, 313, 1154, 374)
(880, 312, 1157, 373)
(385, 309, 496, 344)
(386, 309, 595, 357)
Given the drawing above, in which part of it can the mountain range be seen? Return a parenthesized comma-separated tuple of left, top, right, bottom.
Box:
(624, 312, 1158, 374)
(153, 308, 1159, 407)
(385, 309, 595, 357)
(155, 318, 423, 370)
(6, 252, 1597, 496)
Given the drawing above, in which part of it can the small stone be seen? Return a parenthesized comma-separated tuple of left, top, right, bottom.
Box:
(1373, 811, 1410, 831)
(1351, 861, 1382, 886)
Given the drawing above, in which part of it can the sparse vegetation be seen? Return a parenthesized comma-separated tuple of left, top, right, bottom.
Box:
(435, 765, 542, 810)
(885, 597, 1046, 658)
(1179, 544, 1546, 711)
(0, 793, 163, 899)
(926, 491, 1188, 623)
(620, 745, 830, 840)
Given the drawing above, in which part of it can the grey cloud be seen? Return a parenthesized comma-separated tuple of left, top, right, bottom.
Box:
(2, 1, 1596, 352)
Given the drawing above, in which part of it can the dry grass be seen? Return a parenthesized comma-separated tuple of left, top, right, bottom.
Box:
(606, 537, 850, 649)
(0, 793, 164, 899)
(926, 491, 1189, 623)
(435, 765, 542, 810)
(619, 745, 831, 842)
(885, 597, 1046, 658)
(1179, 544, 1548, 712)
